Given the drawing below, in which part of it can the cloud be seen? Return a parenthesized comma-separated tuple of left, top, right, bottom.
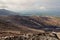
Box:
(0, 0, 39, 10)
(0, 0, 60, 11)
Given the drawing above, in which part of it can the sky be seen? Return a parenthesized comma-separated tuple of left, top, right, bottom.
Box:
(0, 0, 60, 12)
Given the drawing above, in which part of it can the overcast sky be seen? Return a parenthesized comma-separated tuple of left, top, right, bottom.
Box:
(0, 0, 60, 11)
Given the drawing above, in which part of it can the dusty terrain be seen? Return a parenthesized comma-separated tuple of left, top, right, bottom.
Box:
(0, 15, 60, 40)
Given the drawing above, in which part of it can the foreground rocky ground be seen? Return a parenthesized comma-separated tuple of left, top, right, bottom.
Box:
(0, 32, 59, 40)
(0, 33, 60, 40)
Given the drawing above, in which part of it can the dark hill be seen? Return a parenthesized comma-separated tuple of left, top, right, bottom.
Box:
(0, 15, 60, 32)
(0, 9, 17, 15)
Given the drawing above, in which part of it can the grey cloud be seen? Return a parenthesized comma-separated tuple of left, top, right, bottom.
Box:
(0, 0, 60, 11)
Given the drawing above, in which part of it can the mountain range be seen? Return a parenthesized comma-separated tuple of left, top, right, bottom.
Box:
(0, 9, 18, 15)
(0, 9, 60, 32)
(19, 10, 60, 17)
(0, 9, 60, 17)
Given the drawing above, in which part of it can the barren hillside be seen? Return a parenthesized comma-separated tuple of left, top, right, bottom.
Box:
(0, 15, 60, 32)
(0, 15, 60, 40)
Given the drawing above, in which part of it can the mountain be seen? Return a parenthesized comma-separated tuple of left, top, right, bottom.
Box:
(0, 15, 60, 32)
(0, 9, 60, 17)
(0, 9, 60, 40)
(19, 10, 60, 17)
(0, 9, 18, 15)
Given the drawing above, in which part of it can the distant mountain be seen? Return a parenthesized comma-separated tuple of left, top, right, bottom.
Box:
(19, 10, 60, 17)
(0, 9, 60, 17)
(0, 9, 18, 15)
